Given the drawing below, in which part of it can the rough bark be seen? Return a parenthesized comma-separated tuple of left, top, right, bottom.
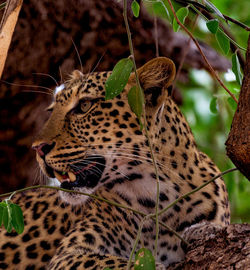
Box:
(0, 0, 230, 193)
(0, 0, 23, 78)
(226, 35, 250, 180)
(168, 223, 250, 270)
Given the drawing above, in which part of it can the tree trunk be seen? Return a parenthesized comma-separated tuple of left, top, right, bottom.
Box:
(168, 223, 250, 270)
(226, 35, 250, 180)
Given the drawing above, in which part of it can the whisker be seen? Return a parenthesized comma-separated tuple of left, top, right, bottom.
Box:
(112, 169, 129, 179)
(71, 38, 83, 73)
(32, 72, 59, 86)
(71, 162, 104, 175)
(82, 50, 107, 87)
(99, 153, 181, 178)
(77, 168, 99, 180)
(83, 142, 198, 158)
(102, 152, 166, 168)
(71, 160, 129, 179)
(82, 151, 171, 171)
(59, 147, 189, 177)
(22, 90, 53, 96)
(88, 168, 101, 178)
(72, 162, 102, 174)
(0, 79, 54, 93)
(89, 51, 106, 74)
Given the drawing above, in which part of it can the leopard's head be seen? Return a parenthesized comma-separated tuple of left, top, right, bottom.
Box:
(32, 57, 176, 204)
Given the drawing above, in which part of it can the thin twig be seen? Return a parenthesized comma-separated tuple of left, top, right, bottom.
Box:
(126, 216, 148, 270)
(0, 184, 186, 244)
(223, 14, 250, 31)
(189, 5, 246, 68)
(0, 185, 140, 213)
(166, 0, 238, 104)
(172, 13, 199, 91)
(157, 167, 238, 217)
(123, 0, 161, 257)
(71, 37, 83, 73)
(0, 167, 237, 249)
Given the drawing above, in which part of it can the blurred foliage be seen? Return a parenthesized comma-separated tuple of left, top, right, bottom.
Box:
(180, 70, 250, 223)
(145, 0, 250, 223)
(209, 0, 249, 47)
(179, 0, 250, 223)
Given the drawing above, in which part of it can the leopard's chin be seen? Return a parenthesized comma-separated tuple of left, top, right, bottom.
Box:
(59, 187, 93, 205)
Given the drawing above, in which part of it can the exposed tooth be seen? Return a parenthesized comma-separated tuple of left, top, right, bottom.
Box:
(68, 171, 76, 182)
(54, 171, 64, 182)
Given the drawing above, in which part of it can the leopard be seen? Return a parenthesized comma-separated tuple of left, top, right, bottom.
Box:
(0, 57, 230, 270)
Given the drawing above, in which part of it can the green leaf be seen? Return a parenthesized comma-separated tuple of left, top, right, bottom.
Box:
(3, 202, 12, 233)
(232, 54, 242, 85)
(153, 2, 171, 21)
(173, 7, 189, 32)
(0, 204, 4, 227)
(215, 31, 230, 55)
(227, 97, 237, 111)
(134, 248, 156, 270)
(10, 203, 24, 234)
(131, 0, 140, 18)
(204, 0, 225, 21)
(103, 268, 112, 270)
(206, 19, 219, 34)
(105, 58, 134, 100)
(128, 86, 144, 121)
(209, 97, 218, 114)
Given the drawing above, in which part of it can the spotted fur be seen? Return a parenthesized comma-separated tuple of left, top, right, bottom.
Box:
(0, 58, 230, 269)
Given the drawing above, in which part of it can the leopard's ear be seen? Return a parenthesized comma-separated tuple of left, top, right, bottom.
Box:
(70, 70, 84, 80)
(129, 57, 176, 108)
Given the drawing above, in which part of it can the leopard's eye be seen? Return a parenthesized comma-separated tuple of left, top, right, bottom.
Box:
(73, 99, 93, 114)
(80, 100, 92, 113)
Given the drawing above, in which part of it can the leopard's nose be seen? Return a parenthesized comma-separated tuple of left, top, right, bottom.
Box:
(32, 142, 55, 158)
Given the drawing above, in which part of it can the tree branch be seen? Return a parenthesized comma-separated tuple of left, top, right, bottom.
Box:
(0, 0, 23, 78)
(226, 35, 250, 180)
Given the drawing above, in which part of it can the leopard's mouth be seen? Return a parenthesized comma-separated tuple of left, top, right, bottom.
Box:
(44, 155, 106, 190)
